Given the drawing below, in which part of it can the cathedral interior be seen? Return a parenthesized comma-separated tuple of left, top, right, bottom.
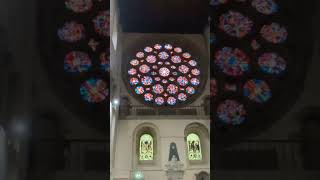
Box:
(0, 0, 319, 180)
(110, 0, 210, 179)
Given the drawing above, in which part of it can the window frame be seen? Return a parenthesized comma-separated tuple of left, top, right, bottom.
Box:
(184, 123, 209, 165)
(133, 124, 160, 168)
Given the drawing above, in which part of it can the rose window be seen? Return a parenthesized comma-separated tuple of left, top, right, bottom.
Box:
(127, 44, 202, 106)
(56, 0, 110, 105)
(210, 0, 301, 136)
(38, 0, 110, 130)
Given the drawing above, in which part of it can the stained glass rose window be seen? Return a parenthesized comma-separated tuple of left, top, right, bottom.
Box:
(211, 0, 293, 132)
(56, 0, 110, 105)
(127, 44, 202, 106)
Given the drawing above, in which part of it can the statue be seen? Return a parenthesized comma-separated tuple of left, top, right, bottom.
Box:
(165, 142, 184, 180)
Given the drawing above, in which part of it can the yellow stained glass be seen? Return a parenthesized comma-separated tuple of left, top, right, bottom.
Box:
(139, 134, 153, 160)
(187, 133, 202, 160)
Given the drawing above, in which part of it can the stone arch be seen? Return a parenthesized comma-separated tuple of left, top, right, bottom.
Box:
(184, 122, 209, 165)
(132, 122, 161, 168)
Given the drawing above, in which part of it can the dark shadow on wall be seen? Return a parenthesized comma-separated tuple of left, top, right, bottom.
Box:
(27, 111, 109, 180)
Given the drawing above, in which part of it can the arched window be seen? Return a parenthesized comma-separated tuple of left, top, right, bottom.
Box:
(187, 133, 202, 160)
(139, 134, 153, 161)
(134, 124, 160, 168)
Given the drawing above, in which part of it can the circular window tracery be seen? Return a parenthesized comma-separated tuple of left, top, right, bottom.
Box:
(252, 0, 279, 15)
(55, 1, 110, 106)
(258, 52, 286, 75)
(243, 79, 272, 103)
(214, 47, 250, 77)
(219, 10, 254, 38)
(64, 51, 92, 72)
(260, 23, 288, 44)
(127, 44, 202, 106)
(58, 21, 86, 43)
(217, 99, 247, 126)
(211, 0, 298, 137)
(80, 78, 109, 103)
(65, 0, 93, 13)
(93, 10, 110, 37)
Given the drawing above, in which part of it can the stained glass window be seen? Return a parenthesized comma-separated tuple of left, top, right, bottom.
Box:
(57, 0, 110, 105)
(217, 99, 246, 125)
(39, 0, 110, 129)
(65, 0, 93, 13)
(211, 0, 289, 128)
(64, 51, 92, 72)
(139, 134, 154, 161)
(80, 78, 109, 103)
(58, 21, 86, 42)
(127, 44, 202, 106)
(219, 10, 253, 38)
(187, 133, 202, 161)
(209, 0, 313, 144)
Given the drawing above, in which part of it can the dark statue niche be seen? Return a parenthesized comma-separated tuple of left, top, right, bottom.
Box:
(168, 142, 180, 161)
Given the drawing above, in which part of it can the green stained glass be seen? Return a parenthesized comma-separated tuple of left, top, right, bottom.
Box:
(139, 134, 153, 161)
(187, 133, 202, 160)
